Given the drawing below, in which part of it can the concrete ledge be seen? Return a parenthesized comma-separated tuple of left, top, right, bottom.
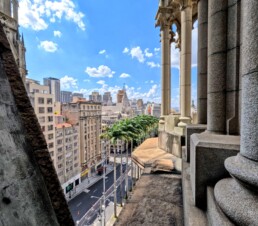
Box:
(207, 186, 234, 226)
(190, 133, 240, 209)
(158, 130, 184, 158)
(186, 124, 207, 162)
(182, 161, 208, 226)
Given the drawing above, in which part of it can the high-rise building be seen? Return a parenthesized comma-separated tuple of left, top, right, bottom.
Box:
(144, 103, 161, 118)
(103, 92, 112, 105)
(61, 91, 72, 103)
(43, 77, 61, 102)
(62, 100, 102, 180)
(72, 92, 84, 100)
(89, 91, 102, 102)
(55, 115, 80, 190)
(137, 99, 144, 109)
(0, 0, 27, 83)
(26, 79, 56, 165)
(117, 90, 125, 103)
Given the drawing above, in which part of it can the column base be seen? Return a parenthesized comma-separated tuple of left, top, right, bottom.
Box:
(225, 153, 258, 189)
(215, 178, 258, 225)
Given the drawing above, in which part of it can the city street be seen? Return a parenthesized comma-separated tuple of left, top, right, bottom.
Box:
(68, 162, 132, 225)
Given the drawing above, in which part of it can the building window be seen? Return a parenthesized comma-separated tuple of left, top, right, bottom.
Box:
(74, 163, 78, 168)
(48, 125, 53, 131)
(58, 155, 63, 160)
(47, 107, 53, 113)
(38, 97, 44, 104)
(38, 116, 45, 123)
(47, 98, 52, 104)
(41, 126, 45, 132)
(48, 116, 53, 122)
(57, 139, 62, 145)
(39, 107, 45, 113)
(74, 142, 77, 147)
(58, 147, 62, 152)
(48, 134, 54, 140)
(50, 151, 54, 157)
(48, 142, 54, 148)
(58, 164, 62, 169)
(74, 149, 77, 154)
(74, 156, 77, 161)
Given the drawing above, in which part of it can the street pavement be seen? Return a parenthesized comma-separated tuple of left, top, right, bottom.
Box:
(68, 162, 132, 225)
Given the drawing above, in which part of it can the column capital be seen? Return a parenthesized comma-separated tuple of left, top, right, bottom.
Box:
(155, 7, 174, 30)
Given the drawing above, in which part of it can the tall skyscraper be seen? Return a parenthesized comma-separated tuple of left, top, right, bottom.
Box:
(103, 92, 112, 105)
(43, 77, 61, 102)
(117, 90, 125, 103)
(89, 91, 102, 102)
(0, 0, 27, 83)
(61, 91, 72, 103)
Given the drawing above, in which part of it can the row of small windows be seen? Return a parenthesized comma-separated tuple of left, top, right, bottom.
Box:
(38, 116, 53, 123)
(38, 97, 53, 104)
(82, 105, 101, 110)
(39, 107, 53, 114)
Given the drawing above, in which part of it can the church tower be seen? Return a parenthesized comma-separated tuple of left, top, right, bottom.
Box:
(0, 0, 27, 83)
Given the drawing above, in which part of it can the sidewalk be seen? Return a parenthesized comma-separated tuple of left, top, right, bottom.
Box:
(66, 165, 114, 201)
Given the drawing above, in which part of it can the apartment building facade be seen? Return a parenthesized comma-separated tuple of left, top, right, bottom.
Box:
(26, 79, 56, 164)
(62, 100, 102, 179)
(55, 116, 80, 195)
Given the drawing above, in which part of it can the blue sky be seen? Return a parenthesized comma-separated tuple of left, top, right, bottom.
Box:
(19, 0, 197, 108)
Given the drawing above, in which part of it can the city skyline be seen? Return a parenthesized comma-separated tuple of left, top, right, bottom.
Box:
(19, 0, 198, 108)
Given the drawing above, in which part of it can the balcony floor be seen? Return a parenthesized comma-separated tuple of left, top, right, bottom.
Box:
(115, 168, 183, 226)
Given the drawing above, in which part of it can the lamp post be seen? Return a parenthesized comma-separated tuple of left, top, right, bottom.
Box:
(101, 141, 106, 226)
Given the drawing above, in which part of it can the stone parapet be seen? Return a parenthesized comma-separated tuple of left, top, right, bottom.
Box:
(190, 133, 240, 209)
(185, 124, 207, 162)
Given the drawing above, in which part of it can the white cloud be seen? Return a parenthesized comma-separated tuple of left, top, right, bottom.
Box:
(60, 75, 78, 89)
(97, 80, 105, 85)
(19, 0, 86, 31)
(123, 47, 129, 53)
(147, 61, 160, 68)
(53, 30, 62, 37)
(38, 40, 58, 52)
(83, 79, 90, 82)
(150, 80, 154, 84)
(146, 84, 158, 98)
(85, 65, 115, 78)
(154, 48, 160, 52)
(144, 48, 153, 58)
(120, 73, 130, 78)
(19, 0, 48, 30)
(130, 46, 145, 63)
(99, 49, 106, 54)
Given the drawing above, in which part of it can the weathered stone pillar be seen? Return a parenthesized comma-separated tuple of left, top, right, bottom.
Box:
(197, 0, 208, 124)
(160, 18, 171, 116)
(214, 1, 258, 224)
(180, 3, 192, 120)
(207, 0, 228, 133)
(2, 0, 11, 16)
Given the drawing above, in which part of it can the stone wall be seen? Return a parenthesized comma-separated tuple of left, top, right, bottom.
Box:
(0, 22, 74, 226)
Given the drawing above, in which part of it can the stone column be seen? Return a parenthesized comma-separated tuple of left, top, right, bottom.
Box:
(214, 1, 258, 224)
(179, 3, 192, 121)
(3, 0, 11, 17)
(160, 16, 172, 116)
(12, 0, 19, 21)
(197, 0, 208, 124)
(207, 0, 227, 133)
